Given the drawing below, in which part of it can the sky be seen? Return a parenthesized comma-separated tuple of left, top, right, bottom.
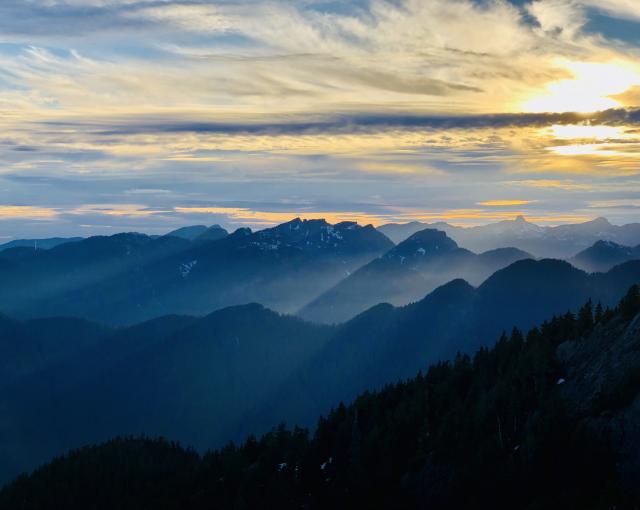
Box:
(2, 0, 640, 239)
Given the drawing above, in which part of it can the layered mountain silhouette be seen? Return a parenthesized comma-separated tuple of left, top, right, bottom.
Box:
(3, 288, 640, 509)
(299, 228, 531, 323)
(2, 257, 640, 484)
(0, 219, 392, 325)
(379, 216, 640, 258)
(258, 259, 640, 432)
(570, 239, 640, 273)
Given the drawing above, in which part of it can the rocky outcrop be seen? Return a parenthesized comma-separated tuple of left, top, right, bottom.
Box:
(558, 314, 640, 495)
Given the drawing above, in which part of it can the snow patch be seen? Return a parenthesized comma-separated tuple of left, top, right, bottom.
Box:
(179, 260, 198, 278)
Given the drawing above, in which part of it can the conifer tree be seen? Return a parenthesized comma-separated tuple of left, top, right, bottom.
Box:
(577, 299, 594, 336)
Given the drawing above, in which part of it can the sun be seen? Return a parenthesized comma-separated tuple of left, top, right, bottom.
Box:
(522, 60, 640, 114)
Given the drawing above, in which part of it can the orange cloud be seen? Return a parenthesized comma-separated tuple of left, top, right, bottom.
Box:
(0, 205, 58, 219)
(478, 200, 535, 207)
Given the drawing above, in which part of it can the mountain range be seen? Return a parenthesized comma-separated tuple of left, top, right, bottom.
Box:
(0, 219, 392, 325)
(3, 287, 640, 509)
(378, 216, 640, 259)
(1, 257, 640, 484)
(299, 228, 532, 323)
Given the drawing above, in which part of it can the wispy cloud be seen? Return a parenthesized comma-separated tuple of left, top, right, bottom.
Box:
(2, 0, 640, 237)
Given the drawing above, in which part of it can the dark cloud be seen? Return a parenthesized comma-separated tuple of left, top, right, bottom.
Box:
(42, 108, 640, 137)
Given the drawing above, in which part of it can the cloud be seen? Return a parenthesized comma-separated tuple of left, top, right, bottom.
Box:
(70, 204, 169, 217)
(2, 0, 640, 237)
(0, 205, 58, 219)
(580, 0, 640, 21)
(478, 200, 536, 206)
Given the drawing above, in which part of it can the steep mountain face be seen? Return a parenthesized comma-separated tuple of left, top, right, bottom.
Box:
(0, 306, 333, 484)
(0, 219, 393, 325)
(4, 296, 640, 509)
(557, 316, 640, 494)
(379, 216, 640, 258)
(299, 228, 531, 324)
(0, 237, 83, 252)
(570, 240, 640, 273)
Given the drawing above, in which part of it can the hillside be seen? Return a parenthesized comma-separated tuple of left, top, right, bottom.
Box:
(0, 307, 333, 483)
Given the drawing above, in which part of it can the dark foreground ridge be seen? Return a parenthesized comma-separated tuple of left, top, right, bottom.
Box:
(3, 287, 640, 509)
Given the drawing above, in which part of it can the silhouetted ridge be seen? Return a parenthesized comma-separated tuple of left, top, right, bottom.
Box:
(164, 225, 208, 240)
(479, 258, 584, 292)
(385, 228, 459, 260)
(571, 239, 640, 273)
(299, 229, 530, 323)
(0, 219, 391, 324)
(6, 290, 640, 508)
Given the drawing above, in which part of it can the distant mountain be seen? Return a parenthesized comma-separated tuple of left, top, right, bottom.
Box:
(570, 240, 640, 273)
(0, 237, 83, 252)
(377, 220, 453, 244)
(379, 216, 640, 258)
(164, 225, 228, 242)
(4, 291, 640, 509)
(0, 232, 193, 323)
(0, 305, 332, 483)
(193, 224, 228, 242)
(0, 219, 392, 325)
(299, 228, 531, 323)
(164, 225, 209, 240)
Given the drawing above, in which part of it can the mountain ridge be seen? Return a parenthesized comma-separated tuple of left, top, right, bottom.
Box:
(378, 216, 640, 258)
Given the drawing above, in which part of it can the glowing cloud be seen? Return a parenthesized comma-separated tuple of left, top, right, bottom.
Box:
(548, 124, 625, 140)
(0, 206, 58, 219)
(522, 61, 640, 113)
(478, 200, 535, 207)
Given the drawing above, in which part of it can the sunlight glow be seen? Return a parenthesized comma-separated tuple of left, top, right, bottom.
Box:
(549, 124, 624, 140)
(522, 61, 640, 113)
(547, 144, 625, 157)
